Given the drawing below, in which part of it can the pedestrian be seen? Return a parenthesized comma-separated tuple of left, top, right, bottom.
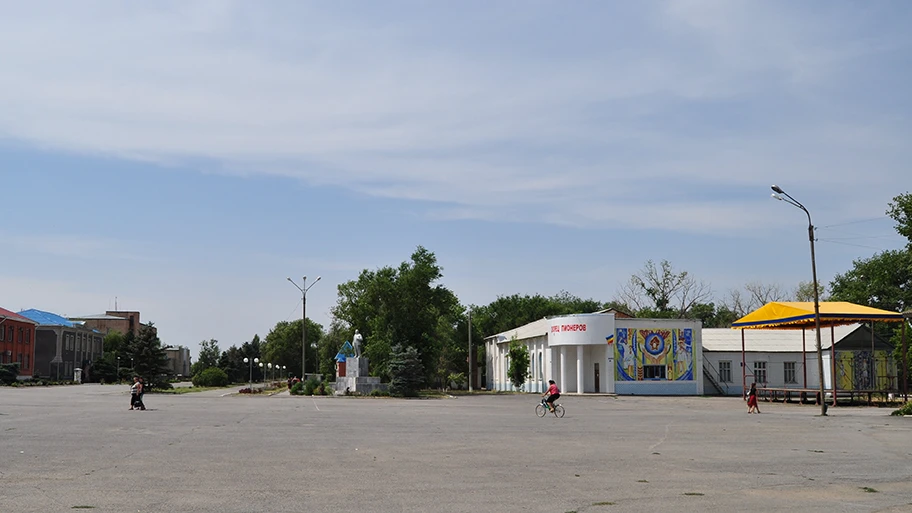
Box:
(130, 376, 141, 410)
(747, 382, 760, 414)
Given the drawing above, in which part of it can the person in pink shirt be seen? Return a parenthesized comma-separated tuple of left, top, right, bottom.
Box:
(542, 380, 560, 412)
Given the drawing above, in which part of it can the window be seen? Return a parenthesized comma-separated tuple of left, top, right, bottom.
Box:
(643, 364, 666, 380)
(24, 355, 29, 370)
(18, 327, 23, 343)
(25, 328, 30, 343)
(0, 326, 4, 341)
(753, 361, 767, 384)
(784, 362, 797, 384)
(719, 361, 732, 383)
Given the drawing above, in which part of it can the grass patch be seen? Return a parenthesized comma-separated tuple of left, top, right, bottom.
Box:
(861, 487, 879, 493)
(684, 492, 704, 496)
(151, 386, 223, 394)
(891, 401, 912, 416)
(808, 449, 824, 453)
(592, 501, 616, 506)
(637, 479, 648, 483)
(72, 506, 96, 509)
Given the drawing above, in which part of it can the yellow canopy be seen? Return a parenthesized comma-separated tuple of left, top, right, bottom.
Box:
(731, 301, 903, 329)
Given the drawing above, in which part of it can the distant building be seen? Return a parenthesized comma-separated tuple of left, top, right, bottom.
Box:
(1, 306, 39, 380)
(164, 346, 192, 378)
(18, 309, 104, 381)
(70, 311, 157, 337)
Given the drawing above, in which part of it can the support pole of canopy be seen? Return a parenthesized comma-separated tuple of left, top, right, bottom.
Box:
(903, 317, 908, 402)
(831, 325, 837, 407)
(802, 328, 807, 389)
(741, 328, 746, 400)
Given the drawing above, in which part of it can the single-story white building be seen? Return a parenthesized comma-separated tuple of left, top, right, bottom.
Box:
(485, 312, 703, 395)
(702, 323, 896, 397)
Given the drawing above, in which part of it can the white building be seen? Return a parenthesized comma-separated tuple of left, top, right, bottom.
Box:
(485, 312, 703, 395)
(702, 323, 896, 396)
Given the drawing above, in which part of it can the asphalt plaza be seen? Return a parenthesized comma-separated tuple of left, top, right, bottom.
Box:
(2, 385, 912, 513)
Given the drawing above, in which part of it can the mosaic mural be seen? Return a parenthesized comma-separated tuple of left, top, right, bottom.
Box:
(836, 350, 894, 391)
(615, 328, 693, 381)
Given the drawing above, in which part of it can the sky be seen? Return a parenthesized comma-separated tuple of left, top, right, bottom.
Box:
(1, 1, 909, 361)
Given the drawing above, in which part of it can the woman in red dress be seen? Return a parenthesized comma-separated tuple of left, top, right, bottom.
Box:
(747, 382, 760, 414)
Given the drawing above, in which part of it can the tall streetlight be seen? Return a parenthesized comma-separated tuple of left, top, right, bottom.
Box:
(243, 357, 258, 391)
(287, 276, 321, 380)
(258, 362, 264, 386)
(771, 184, 827, 416)
(268, 362, 273, 383)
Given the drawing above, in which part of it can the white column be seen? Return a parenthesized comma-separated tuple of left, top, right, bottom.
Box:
(577, 345, 585, 394)
(605, 345, 614, 394)
(560, 346, 568, 393)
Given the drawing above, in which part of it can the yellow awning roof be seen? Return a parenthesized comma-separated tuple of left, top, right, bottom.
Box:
(731, 301, 903, 329)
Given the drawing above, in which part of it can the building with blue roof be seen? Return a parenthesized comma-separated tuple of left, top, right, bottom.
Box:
(18, 309, 105, 381)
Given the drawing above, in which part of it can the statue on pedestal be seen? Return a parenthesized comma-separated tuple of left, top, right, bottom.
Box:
(353, 330, 363, 358)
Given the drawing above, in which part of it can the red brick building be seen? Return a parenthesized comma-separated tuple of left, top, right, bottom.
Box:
(1, 306, 38, 379)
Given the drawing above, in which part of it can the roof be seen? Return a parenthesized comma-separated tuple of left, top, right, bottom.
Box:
(488, 317, 551, 343)
(18, 309, 75, 327)
(732, 301, 904, 329)
(69, 314, 129, 321)
(0, 307, 39, 325)
(703, 323, 887, 352)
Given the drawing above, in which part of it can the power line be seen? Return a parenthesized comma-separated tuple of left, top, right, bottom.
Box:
(285, 298, 303, 322)
(817, 238, 894, 251)
(818, 216, 890, 230)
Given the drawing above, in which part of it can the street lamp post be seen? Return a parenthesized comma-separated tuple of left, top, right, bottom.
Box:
(771, 185, 827, 416)
(243, 357, 258, 391)
(258, 362, 264, 387)
(288, 276, 321, 381)
(268, 363, 273, 383)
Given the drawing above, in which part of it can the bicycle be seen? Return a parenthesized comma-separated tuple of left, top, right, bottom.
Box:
(536, 398, 565, 418)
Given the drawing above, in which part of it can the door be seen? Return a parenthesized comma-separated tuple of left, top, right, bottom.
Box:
(594, 362, 600, 393)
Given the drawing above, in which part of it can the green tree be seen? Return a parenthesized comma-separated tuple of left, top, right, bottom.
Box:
(192, 367, 229, 387)
(89, 356, 117, 383)
(219, 335, 264, 383)
(507, 340, 530, 391)
(103, 330, 125, 356)
(388, 344, 424, 397)
(190, 339, 220, 376)
(262, 319, 323, 377)
(829, 192, 912, 375)
(128, 323, 170, 388)
(317, 320, 350, 381)
(887, 192, 912, 246)
(331, 246, 460, 381)
(470, 291, 604, 341)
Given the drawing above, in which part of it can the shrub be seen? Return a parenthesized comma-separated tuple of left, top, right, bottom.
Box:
(891, 401, 912, 416)
(192, 367, 229, 388)
(370, 389, 390, 397)
(302, 377, 319, 396)
(290, 382, 305, 395)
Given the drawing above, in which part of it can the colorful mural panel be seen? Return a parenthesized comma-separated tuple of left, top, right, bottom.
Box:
(836, 350, 894, 390)
(615, 328, 693, 381)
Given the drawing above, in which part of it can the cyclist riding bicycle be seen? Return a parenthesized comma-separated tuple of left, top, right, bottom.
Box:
(542, 379, 560, 412)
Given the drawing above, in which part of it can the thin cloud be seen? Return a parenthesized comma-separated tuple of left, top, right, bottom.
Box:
(0, 2, 908, 233)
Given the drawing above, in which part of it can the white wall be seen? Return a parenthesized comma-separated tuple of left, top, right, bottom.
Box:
(702, 350, 829, 396)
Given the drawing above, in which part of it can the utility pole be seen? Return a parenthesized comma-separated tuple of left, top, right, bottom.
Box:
(468, 307, 473, 392)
